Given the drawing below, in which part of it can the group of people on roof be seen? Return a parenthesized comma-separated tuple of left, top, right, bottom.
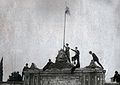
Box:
(42, 43, 104, 73)
(7, 71, 22, 81)
(63, 43, 104, 73)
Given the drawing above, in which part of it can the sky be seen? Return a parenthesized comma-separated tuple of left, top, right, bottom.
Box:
(0, 0, 120, 82)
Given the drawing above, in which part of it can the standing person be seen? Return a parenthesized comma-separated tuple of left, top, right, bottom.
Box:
(71, 47, 80, 73)
(89, 51, 104, 69)
(22, 63, 29, 80)
(64, 43, 70, 63)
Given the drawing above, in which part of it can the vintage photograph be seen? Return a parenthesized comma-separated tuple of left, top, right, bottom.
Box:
(0, 0, 120, 85)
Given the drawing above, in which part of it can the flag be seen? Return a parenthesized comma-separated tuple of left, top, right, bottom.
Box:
(65, 6, 70, 15)
(0, 57, 3, 81)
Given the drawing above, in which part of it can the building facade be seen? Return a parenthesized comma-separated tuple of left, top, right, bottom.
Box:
(23, 49, 106, 85)
(23, 60, 106, 85)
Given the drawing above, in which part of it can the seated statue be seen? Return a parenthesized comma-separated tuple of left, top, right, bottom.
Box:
(113, 71, 120, 83)
(43, 59, 54, 71)
(30, 63, 38, 69)
(55, 49, 68, 63)
(42, 49, 73, 70)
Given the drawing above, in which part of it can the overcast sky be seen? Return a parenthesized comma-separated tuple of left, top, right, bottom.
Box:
(0, 0, 120, 82)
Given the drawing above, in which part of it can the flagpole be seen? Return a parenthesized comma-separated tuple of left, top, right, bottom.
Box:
(63, 11, 66, 50)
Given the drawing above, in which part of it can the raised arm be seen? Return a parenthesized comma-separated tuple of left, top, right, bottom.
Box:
(71, 49, 76, 52)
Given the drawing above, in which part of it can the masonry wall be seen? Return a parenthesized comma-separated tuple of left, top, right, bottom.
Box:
(24, 68, 106, 85)
(104, 83, 119, 85)
(39, 73, 82, 85)
(0, 82, 23, 85)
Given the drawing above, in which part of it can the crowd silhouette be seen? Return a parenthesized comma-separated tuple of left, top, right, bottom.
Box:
(7, 71, 22, 81)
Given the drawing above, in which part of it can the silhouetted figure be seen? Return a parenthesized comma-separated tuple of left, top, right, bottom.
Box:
(113, 71, 120, 83)
(7, 71, 22, 81)
(22, 63, 29, 80)
(71, 47, 80, 73)
(16, 71, 22, 81)
(7, 73, 14, 81)
(43, 59, 54, 71)
(30, 63, 39, 70)
(8, 75, 13, 81)
(89, 51, 104, 69)
(64, 43, 70, 63)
